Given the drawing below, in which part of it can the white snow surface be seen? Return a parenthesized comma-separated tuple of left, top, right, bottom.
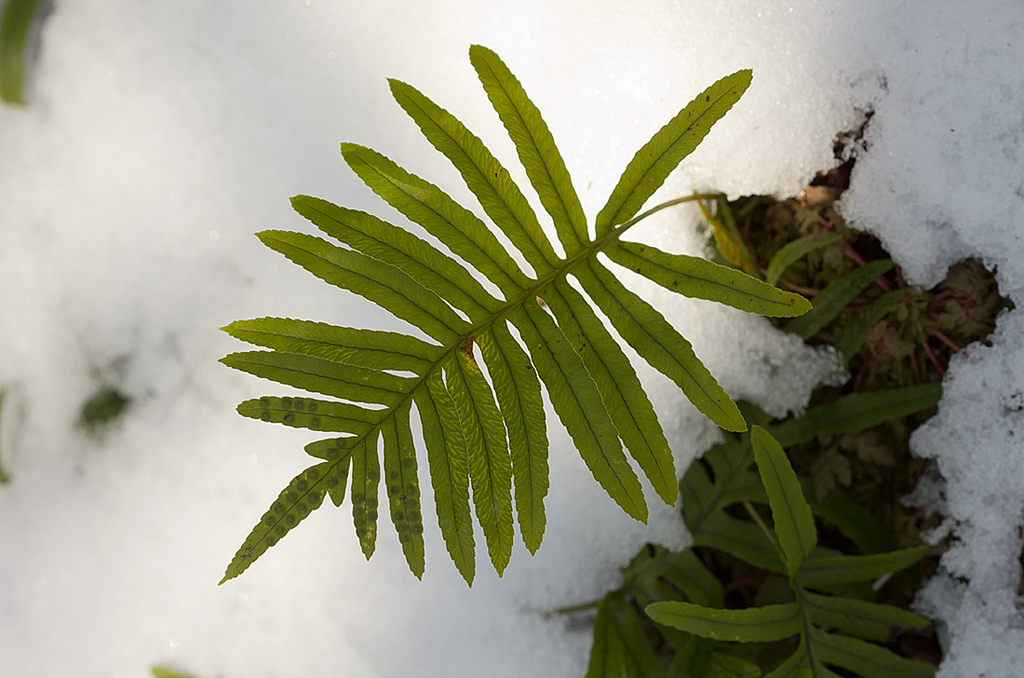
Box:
(0, 1, 1021, 677)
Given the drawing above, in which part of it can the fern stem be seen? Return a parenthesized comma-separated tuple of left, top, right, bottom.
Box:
(616, 192, 728, 232)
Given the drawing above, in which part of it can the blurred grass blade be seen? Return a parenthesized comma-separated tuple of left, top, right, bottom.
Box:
(0, 0, 38, 104)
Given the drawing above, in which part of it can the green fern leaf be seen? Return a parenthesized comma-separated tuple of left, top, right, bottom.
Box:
(752, 426, 817, 575)
(415, 370, 475, 584)
(469, 44, 589, 251)
(381, 400, 425, 577)
(647, 602, 801, 643)
(446, 345, 515, 574)
(221, 46, 808, 583)
(595, 70, 753, 236)
(476, 326, 548, 553)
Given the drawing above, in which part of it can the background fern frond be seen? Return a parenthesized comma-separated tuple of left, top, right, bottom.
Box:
(221, 46, 811, 584)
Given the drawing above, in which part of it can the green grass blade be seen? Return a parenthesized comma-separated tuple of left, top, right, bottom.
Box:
(236, 396, 379, 434)
(341, 143, 530, 297)
(833, 288, 911, 365)
(446, 347, 515, 575)
(477, 323, 549, 553)
(811, 630, 936, 678)
(647, 601, 801, 642)
(595, 69, 752, 236)
(765, 233, 843, 286)
(751, 426, 817, 575)
(291, 195, 500, 318)
(414, 372, 475, 584)
(220, 460, 347, 583)
(784, 259, 894, 340)
(469, 44, 588, 253)
(223, 317, 442, 374)
(770, 384, 942, 448)
(0, 0, 38, 104)
(350, 428, 381, 559)
(257, 230, 469, 343)
(221, 351, 411, 406)
(580, 261, 746, 431)
(544, 279, 677, 504)
(381, 400, 425, 578)
(388, 78, 558, 274)
(803, 591, 930, 643)
(798, 545, 932, 589)
(606, 241, 811, 318)
(511, 302, 648, 522)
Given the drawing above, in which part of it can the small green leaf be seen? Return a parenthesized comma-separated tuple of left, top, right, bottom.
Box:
(606, 241, 811, 318)
(586, 601, 626, 678)
(237, 396, 379, 434)
(304, 438, 353, 507)
(350, 428, 381, 559)
(221, 351, 411, 406)
(611, 601, 669, 678)
(151, 667, 200, 678)
(765, 232, 843, 286)
(647, 601, 801, 642)
(833, 288, 911, 365)
(290, 196, 500, 318)
(784, 259, 894, 340)
(381, 401, 425, 578)
(477, 324, 549, 553)
(340, 142, 530, 296)
(544, 278, 677, 505)
(812, 628, 936, 678)
(596, 69, 753, 235)
(751, 426, 816, 575)
(581, 261, 746, 432)
(693, 511, 786, 574)
(512, 302, 648, 522)
(415, 372, 475, 585)
(220, 461, 341, 584)
(446, 346, 515, 575)
(798, 545, 932, 589)
(257, 229, 470, 343)
(770, 384, 942, 448)
(470, 44, 589, 252)
(803, 590, 930, 643)
(388, 77, 558, 274)
(0, 0, 38, 105)
(224, 316, 443, 374)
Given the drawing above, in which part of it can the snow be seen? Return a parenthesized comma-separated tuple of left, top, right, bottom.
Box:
(0, 1, 1021, 677)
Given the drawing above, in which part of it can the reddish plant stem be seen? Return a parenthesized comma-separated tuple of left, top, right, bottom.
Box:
(921, 339, 946, 377)
(932, 329, 962, 353)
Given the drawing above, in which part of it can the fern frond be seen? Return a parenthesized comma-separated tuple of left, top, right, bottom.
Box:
(221, 46, 811, 584)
